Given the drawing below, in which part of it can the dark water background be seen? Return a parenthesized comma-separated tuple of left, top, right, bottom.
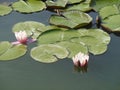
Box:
(0, 0, 120, 90)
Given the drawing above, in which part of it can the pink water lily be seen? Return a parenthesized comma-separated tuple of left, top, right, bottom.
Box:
(72, 52, 89, 67)
(14, 31, 28, 44)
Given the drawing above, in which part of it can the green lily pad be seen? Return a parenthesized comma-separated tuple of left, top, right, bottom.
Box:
(66, 0, 92, 12)
(49, 10, 92, 28)
(71, 29, 111, 55)
(101, 15, 120, 32)
(12, 21, 46, 39)
(68, 0, 83, 4)
(37, 29, 80, 44)
(30, 44, 69, 63)
(89, 44, 107, 55)
(0, 41, 27, 60)
(57, 41, 88, 58)
(99, 5, 119, 19)
(91, 0, 120, 11)
(0, 4, 12, 16)
(46, 0, 68, 8)
(12, 0, 46, 13)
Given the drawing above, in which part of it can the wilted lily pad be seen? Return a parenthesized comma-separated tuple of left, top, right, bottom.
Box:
(101, 15, 120, 32)
(0, 4, 12, 16)
(66, 0, 92, 12)
(0, 41, 27, 60)
(12, 0, 46, 13)
(30, 44, 69, 63)
(49, 10, 92, 28)
(57, 41, 88, 58)
(12, 21, 46, 39)
(99, 5, 119, 19)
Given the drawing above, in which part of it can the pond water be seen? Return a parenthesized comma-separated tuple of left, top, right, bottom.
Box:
(0, 0, 120, 90)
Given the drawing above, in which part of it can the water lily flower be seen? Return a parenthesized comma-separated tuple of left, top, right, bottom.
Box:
(12, 31, 36, 45)
(72, 52, 89, 67)
(14, 31, 28, 44)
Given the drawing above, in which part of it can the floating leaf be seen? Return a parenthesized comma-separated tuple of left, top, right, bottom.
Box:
(0, 4, 12, 16)
(0, 41, 27, 60)
(68, 0, 83, 4)
(99, 5, 119, 19)
(57, 41, 88, 58)
(46, 0, 68, 8)
(30, 44, 69, 63)
(101, 15, 120, 32)
(89, 44, 107, 55)
(71, 29, 110, 55)
(12, 0, 46, 13)
(49, 10, 92, 28)
(12, 21, 46, 39)
(91, 0, 120, 11)
(0, 41, 11, 55)
(38, 29, 80, 44)
(66, 0, 92, 12)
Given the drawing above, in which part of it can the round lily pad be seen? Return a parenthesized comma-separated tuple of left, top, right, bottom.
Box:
(0, 4, 12, 16)
(38, 29, 80, 44)
(12, 0, 46, 13)
(30, 44, 69, 63)
(49, 10, 92, 28)
(66, 0, 92, 12)
(101, 15, 120, 32)
(99, 5, 119, 19)
(0, 41, 27, 60)
(57, 41, 88, 58)
(71, 29, 111, 55)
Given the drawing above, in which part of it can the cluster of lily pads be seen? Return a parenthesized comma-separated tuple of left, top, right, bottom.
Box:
(0, 0, 119, 64)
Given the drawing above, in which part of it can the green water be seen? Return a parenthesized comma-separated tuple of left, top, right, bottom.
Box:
(0, 1, 120, 90)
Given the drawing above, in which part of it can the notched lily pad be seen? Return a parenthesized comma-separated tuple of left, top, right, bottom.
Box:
(66, 0, 92, 12)
(46, 0, 68, 8)
(57, 41, 88, 58)
(37, 29, 80, 44)
(91, 0, 120, 11)
(71, 29, 111, 55)
(0, 4, 12, 16)
(30, 44, 69, 63)
(12, 0, 46, 13)
(49, 10, 92, 28)
(101, 15, 120, 32)
(99, 5, 119, 19)
(0, 41, 27, 60)
(68, 0, 83, 4)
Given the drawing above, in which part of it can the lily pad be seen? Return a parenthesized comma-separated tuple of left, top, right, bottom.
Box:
(91, 0, 120, 11)
(57, 41, 88, 58)
(0, 4, 12, 16)
(12, 21, 46, 39)
(101, 15, 120, 32)
(99, 5, 119, 19)
(0, 41, 27, 60)
(71, 29, 111, 55)
(12, 0, 46, 13)
(66, 0, 92, 12)
(46, 0, 68, 8)
(37, 29, 80, 44)
(68, 0, 83, 4)
(30, 44, 69, 63)
(49, 10, 92, 28)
